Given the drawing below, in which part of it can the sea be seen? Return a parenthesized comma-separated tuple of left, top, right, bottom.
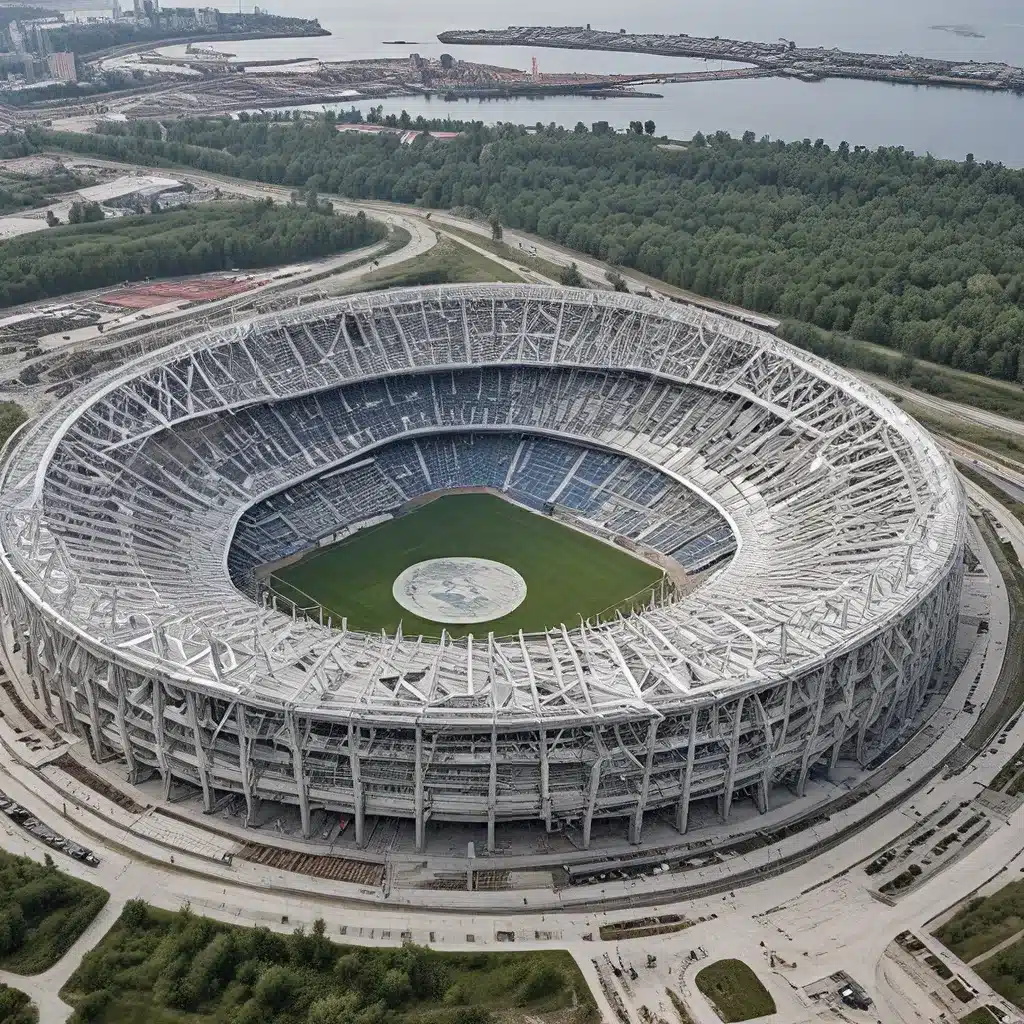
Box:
(156, 0, 1024, 164)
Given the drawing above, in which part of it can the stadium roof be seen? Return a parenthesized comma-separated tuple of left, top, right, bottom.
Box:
(0, 285, 965, 727)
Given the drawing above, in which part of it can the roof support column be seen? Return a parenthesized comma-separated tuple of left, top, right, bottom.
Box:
(414, 726, 425, 853)
(84, 677, 106, 763)
(583, 755, 604, 850)
(539, 728, 552, 830)
(761, 680, 792, 811)
(151, 678, 172, 801)
(348, 721, 365, 848)
(629, 718, 658, 844)
(185, 689, 213, 813)
(111, 666, 137, 778)
(830, 661, 857, 779)
(675, 711, 698, 834)
(797, 671, 828, 797)
(287, 711, 310, 838)
(487, 726, 497, 854)
(236, 703, 257, 827)
(47, 633, 76, 735)
(721, 695, 745, 822)
(856, 651, 884, 763)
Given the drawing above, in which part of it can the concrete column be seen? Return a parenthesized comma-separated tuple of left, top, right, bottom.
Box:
(629, 718, 658, 844)
(754, 775, 769, 813)
(487, 727, 498, 854)
(236, 703, 257, 827)
(84, 677, 106, 763)
(287, 711, 311, 838)
(414, 726, 425, 852)
(721, 695, 746, 822)
(675, 712, 698, 834)
(348, 721, 365, 848)
(151, 678, 172, 800)
(583, 755, 604, 850)
(111, 666, 136, 776)
(797, 672, 829, 797)
(539, 728, 552, 830)
(856, 660, 884, 764)
(185, 689, 213, 813)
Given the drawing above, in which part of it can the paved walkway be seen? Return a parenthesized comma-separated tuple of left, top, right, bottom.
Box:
(0, 898, 122, 1023)
(968, 924, 1024, 967)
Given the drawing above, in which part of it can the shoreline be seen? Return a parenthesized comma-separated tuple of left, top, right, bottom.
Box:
(83, 26, 331, 63)
(437, 26, 1024, 94)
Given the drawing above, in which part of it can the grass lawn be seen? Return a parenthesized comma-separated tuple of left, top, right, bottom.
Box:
(439, 225, 567, 282)
(977, 935, 1024, 1011)
(694, 959, 776, 1022)
(353, 238, 521, 291)
(959, 1008, 1000, 1023)
(271, 493, 663, 637)
(0, 849, 108, 974)
(62, 900, 596, 1024)
(934, 879, 1024, 962)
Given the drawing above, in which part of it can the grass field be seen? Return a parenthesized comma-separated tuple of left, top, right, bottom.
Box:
(271, 493, 663, 637)
(959, 1008, 1000, 1023)
(977, 936, 1024, 1012)
(934, 879, 1024, 962)
(349, 238, 521, 293)
(693, 959, 776, 1022)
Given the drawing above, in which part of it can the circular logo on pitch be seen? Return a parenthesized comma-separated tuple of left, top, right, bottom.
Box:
(392, 557, 527, 624)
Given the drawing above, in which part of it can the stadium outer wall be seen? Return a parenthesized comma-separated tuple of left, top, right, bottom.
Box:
(0, 507, 964, 853)
(0, 285, 967, 854)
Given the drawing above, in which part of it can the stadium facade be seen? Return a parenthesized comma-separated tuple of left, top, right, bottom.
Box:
(0, 286, 966, 851)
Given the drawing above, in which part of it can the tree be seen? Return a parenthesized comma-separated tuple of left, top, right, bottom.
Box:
(489, 213, 502, 242)
(644, 120, 656, 136)
(308, 992, 360, 1024)
(628, 120, 643, 135)
(252, 965, 299, 1013)
(559, 262, 585, 287)
(120, 899, 149, 929)
(0, 983, 37, 1024)
(605, 268, 629, 292)
(44, 209, 59, 227)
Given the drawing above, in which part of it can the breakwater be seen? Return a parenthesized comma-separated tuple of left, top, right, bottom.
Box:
(437, 26, 1024, 93)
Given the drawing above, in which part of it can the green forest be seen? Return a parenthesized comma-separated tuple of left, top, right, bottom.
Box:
(0, 166, 90, 216)
(25, 116, 1024, 383)
(0, 983, 36, 1024)
(0, 200, 385, 308)
(0, 848, 108, 974)
(64, 899, 593, 1024)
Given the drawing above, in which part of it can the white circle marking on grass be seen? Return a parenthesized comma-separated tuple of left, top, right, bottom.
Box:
(392, 557, 527, 625)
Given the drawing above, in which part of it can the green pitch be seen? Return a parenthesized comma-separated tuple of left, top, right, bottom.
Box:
(270, 493, 663, 637)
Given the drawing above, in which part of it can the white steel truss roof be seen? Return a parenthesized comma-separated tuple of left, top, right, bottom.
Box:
(0, 285, 965, 728)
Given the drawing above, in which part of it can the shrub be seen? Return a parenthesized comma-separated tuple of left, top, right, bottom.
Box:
(517, 964, 565, 1004)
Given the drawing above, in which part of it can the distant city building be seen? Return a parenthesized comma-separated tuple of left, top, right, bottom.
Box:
(47, 51, 76, 83)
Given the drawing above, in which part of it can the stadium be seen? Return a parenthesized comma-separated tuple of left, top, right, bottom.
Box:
(0, 284, 966, 854)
